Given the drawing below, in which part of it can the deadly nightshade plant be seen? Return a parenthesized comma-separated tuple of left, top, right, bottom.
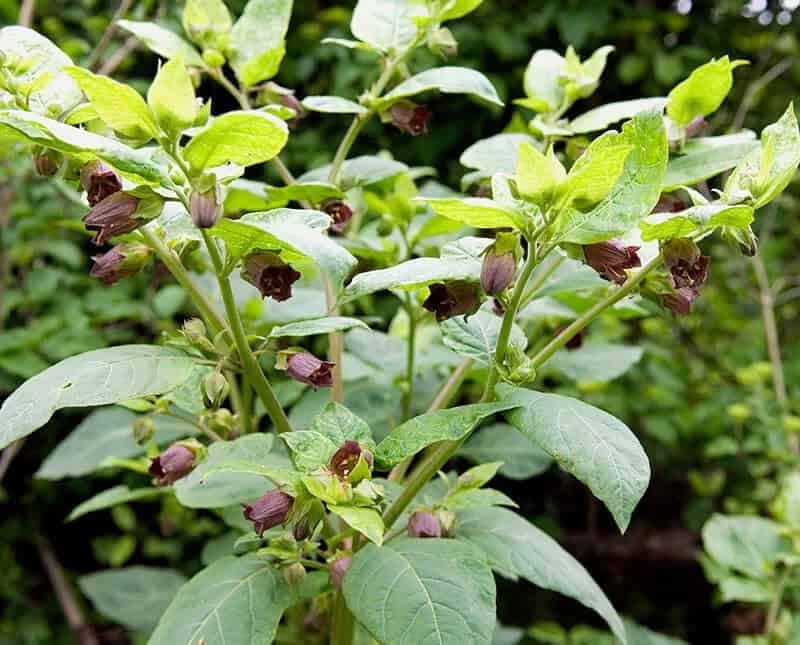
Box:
(0, 2, 798, 644)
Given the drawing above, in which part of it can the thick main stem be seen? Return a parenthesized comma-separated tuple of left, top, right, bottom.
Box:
(402, 295, 417, 421)
(751, 253, 788, 409)
(202, 231, 292, 434)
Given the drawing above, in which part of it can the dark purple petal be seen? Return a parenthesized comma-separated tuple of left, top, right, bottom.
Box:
(329, 555, 352, 590)
(80, 160, 123, 206)
(330, 440, 362, 479)
(390, 101, 432, 136)
(83, 192, 141, 245)
(286, 352, 335, 389)
(242, 252, 301, 301)
(481, 251, 516, 295)
(149, 444, 195, 486)
(422, 282, 481, 322)
(663, 239, 709, 290)
(190, 189, 222, 228)
(322, 200, 353, 235)
(242, 490, 293, 537)
(663, 286, 699, 316)
(583, 240, 641, 285)
(407, 511, 442, 538)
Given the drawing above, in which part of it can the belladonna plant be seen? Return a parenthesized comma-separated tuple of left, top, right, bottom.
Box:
(0, 5, 798, 645)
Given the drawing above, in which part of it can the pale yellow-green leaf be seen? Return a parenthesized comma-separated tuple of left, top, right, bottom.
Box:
(421, 197, 518, 228)
(147, 56, 197, 136)
(516, 142, 565, 205)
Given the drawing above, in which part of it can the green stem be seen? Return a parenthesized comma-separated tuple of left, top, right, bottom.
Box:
(329, 591, 354, 645)
(139, 227, 226, 335)
(529, 252, 663, 369)
(208, 67, 251, 110)
(765, 566, 791, 638)
(202, 231, 292, 434)
(328, 114, 368, 186)
(402, 295, 417, 421)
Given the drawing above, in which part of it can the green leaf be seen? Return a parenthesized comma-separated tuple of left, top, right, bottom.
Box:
(546, 342, 643, 382)
(551, 109, 667, 244)
(516, 142, 565, 205)
(374, 401, 519, 469)
(501, 386, 650, 532)
(182, 0, 232, 48)
(441, 309, 527, 366)
(36, 407, 196, 480)
(718, 577, 773, 604)
(66, 67, 157, 140)
(328, 505, 385, 544)
(457, 423, 552, 480)
(298, 155, 408, 187)
(421, 197, 519, 228)
(456, 507, 626, 644)
(343, 538, 496, 645)
(229, 0, 293, 86)
(68, 485, 165, 521)
(149, 555, 300, 645)
(302, 96, 368, 114)
(522, 49, 566, 113)
(0, 109, 169, 184)
(78, 567, 186, 634)
(569, 97, 669, 134)
(183, 110, 288, 169)
(305, 401, 375, 449)
(147, 56, 197, 136)
(117, 20, 204, 67)
(282, 431, 338, 472)
(269, 316, 367, 338)
(662, 132, 759, 191)
(340, 256, 481, 304)
(439, 0, 484, 21)
(667, 56, 747, 127)
(175, 434, 294, 508)
(350, 0, 425, 52)
(460, 133, 540, 181)
(445, 488, 517, 509)
(0, 346, 202, 451)
(265, 182, 344, 204)
(702, 514, 791, 579)
(380, 67, 503, 108)
(639, 203, 754, 241)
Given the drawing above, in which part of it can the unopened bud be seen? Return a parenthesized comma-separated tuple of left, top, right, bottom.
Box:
(284, 351, 335, 389)
(133, 416, 155, 445)
(389, 101, 432, 136)
(408, 511, 442, 538)
(428, 26, 458, 58)
(283, 562, 306, 585)
(89, 242, 151, 285)
(480, 234, 519, 295)
(149, 444, 196, 486)
(329, 555, 352, 590)
(190, 188, 222, 228)
(202, 371, 230, 409)
(33, 148, 62, 176)
(242, 490, 294, 537)
(202, 48, 226, 68)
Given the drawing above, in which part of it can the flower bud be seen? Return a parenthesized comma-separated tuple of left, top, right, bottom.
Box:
(652, 193, 688, 213)
(202, 370, 230, 409)
(149, 444, 196, 486)
(283, 562, 306, 585)
(407, 511, 442, 538)
(329, 555, 352, 590)
(33, 148, 62, 176)
(662, 286, 699, 316)
(242, 252, 301, 302)
(89, 242, 151, 285)
(181, 318, 214, 352)
(133, 416, 155, 445)
(480, 235, 519, 295)
(428, 26, 458, 58)
(685, 115, 708, 139)
(202, 48, 226, 68)
(663, 239, 709, 290)
(281, 93, 307, 129)
(721, 225, 758, 257)
(83, 192, 142, 245)
(80, 160, 122, 206)
(190, 188, 222, 228)
(435, 509, 456, 537)
(583, 240, 641, 285)
(242, 490, 294, 537)
(285, 351, 335, 389)
(389, 101, 432, 136)
(322, 199, 353, 235)
(422, 281, 481, 322)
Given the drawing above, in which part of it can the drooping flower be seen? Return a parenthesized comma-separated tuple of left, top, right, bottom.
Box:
(242, 252, 301, 301)
(390, 101, 432, 136)
(583, 240, 641, 285)
(663, 286, 699, 316)
(83, 192, 141, 245)
(407, 511, 442, 538)
(663, 238, 709, 290)
(149, 444, 195, 486)
(89, 242, 151, 285)
(481, 234, 519, 295)
(422, 281, 481, 322)
(242, 490, 294, 537)
(286, 352, 335, 389)
(329, 555, 352, 590)
(80, 160, 123, 206)
(33, 149, 62, 177)
(281, 93, 307, 129)
(652, 193, 688, 214)
(329, 440, 373, 481)
(322, 199, 353, 235)
(189, 188, 222, 228)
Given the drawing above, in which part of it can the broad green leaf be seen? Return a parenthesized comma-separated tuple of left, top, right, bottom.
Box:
(460, 133, 540, 181)
(702, 514, 791, 579)
(525, 255, 606, 298)
(662, 132, 759, 191)
(0, 26, 83, 116)
(725, 103, 800, 208)
(439, 0, 484, 21)
(117, 20, 204, 67)
(374, 401, 519, 469)
(321, 37, 382, 53)
(516, 143, 566, 205)
(457, 423, 552, 479)
(719, 577, 773, 603)
(269, 316, 367, 338)
(182, 0, 232, 48)
(149, 555, 299, 645)
(175, 434, 294, 508)
(281, 430, 338, 472)
(184, 110, 288, 169)
(265, 181, 344, 204)
(441, 309, 527, 366)
(546, 342, 644, 382)
(66, 67, 158, 140)
(522, 49, 566, 113)
(421, 197, 518, 228)
(569, 97, 669, 134)
(328, 505, 384, 544)
(298, 156, 408, 187)
(343, 538, 496, 645)
(444, 488, 517, 509)
(340, 256, 481, 304)
(229, 0, 293, 86)
(457, 507, 626, 644)
(667, 56, 747, 127)
(68, 485, 165, 521)
(78, 567, 186, 634)
(552, 110, 667, 244)
(302, 96, 367, 114)
(0, 346, 201, 451)
(624, 620, 688, 645)
(345, 328, 459, 377)
(147, 56, 197, 136)
(36, 407, 196, 480)
(380, 67, 503, 108)
(350, 0, 425, 52)
(0, 109, 169, 184)
(639, 203, 754, 241)
(501, 386, 650, 532)
(308, 401, 375, 448)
